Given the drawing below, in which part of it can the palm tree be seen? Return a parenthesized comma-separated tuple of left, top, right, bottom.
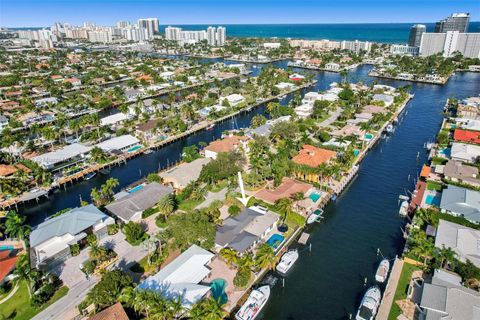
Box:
(190, 297, 227, 320)
(4, 211, 31, 240)
(438, 246, 456, 269)
(88, 243, 106, 260)
(411, 237, 436, 267)
(255, 244, 278, 270)
(157, 194, 176, 221)
(275, 198, 293, 224)
(219, 248, 238, 268)
(13, 254, 38, 298)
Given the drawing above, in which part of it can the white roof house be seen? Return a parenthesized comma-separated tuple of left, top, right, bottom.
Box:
(96, 135, 140, 153)
(435, 219, 480, 268)
(29, 204, 114, 270)
(32, 143, 92, 170)
(160, 71, 175, 80)
(138, 244, 214, 308)
(325, 62, 340, 71)
(373, 94, 394, 107)
(295, 104, 314, 119)
(451, 142, 480, 163)
(302, 92, 322, 105)
(275, 82, 295, 90)
(100, 113, 129, 126)
(221, 94, 245, 106)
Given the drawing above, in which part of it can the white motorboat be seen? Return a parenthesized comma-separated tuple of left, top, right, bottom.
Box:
(276, 249, 299, 274)
(235, 285, 270, 320)
(398, 195, 409, 201)
(355, 286, 382, 320)
(399, 200, 409, 216)
(306, 209, 324, 224)
(386, 124, 394, 133)
(375, 259, 390, 283)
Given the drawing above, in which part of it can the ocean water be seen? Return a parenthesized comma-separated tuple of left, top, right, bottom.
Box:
(161, 22, 480, 43)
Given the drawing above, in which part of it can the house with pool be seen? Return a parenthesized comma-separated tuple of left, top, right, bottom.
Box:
(95, 134, 141, 154)
(292, 144, 337, 184)
(215, 206, 280, 254)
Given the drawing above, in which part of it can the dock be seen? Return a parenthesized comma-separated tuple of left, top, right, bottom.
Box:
(298, 232, 310, 245)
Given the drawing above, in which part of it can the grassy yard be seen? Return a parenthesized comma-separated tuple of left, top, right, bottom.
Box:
(388, 263, 421, 320)
(177, 198, 203, 211)
(130, 255, 157, 275)
(0, 281, 69, 320)
(426, 181, 442, 191)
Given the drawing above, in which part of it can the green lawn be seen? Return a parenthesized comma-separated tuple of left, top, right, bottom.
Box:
(388, 263, 421, 320)
(0, 281, 69, 320)
(426, 181, 442, 191)
(130, 256, 157, 274)
(177, 198, 203, 211)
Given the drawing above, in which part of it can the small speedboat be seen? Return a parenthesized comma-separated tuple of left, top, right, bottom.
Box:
(375, 259, 390, 283)
(385, 124, 394, 134)
(84, 172, 96, 180)
(398, 195, 409, 201)
(235, 285, 270, 320)
(306, 209, 323, 224)
(206, 123, 215, 130)
(276, 249, 299, 274)
(355, 286, 382, 320)
(399, 200, 409, 216)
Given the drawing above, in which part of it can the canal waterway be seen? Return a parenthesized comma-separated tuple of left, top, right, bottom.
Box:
(18, 61, 480, 319)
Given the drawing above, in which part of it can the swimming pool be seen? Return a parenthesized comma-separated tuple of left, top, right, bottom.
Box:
(309, 192, 322, 202)
(266, 234, 285, 249)
(210, 278, 228, 305)
(128, 145, 142, 153)
(364, 133, 374, 140)
(425, 194, 441, 206)
(129, 184, 144, 193)
(0, 245, 14, 251)
(354, 149, 360, 156)
(439, 148, 451, 157)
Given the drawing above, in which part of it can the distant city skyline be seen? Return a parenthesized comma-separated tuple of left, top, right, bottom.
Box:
(1, 0, 479, 27)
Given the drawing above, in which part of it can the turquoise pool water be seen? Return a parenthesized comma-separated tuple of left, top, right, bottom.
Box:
(439, 148, 451, 157)
(364, 133, 374, 140)
(266, 234, 285, 249)
(129, 184, 144, 193)
(425, 194, 441, 206)
(309, 192, 322, 202)
(210, 278, 227, 305)
(0, 245, 14, 251)
(354, 149, 360, 156)
(128, 145, 142, 153)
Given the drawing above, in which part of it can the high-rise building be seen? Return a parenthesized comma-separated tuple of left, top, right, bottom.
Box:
(434, 13, 470, 33)
(165, 26, 182, 41)
(87, 30, 112, 43)
(207, 26, 216, 46)
(420, 31, 480, 58)
(137, 18, 159, 35)
(340, 40, 371, 53)
(116, 21, 130, 28)
(408, 24, 426, 47)
(216, 26, 226, 46)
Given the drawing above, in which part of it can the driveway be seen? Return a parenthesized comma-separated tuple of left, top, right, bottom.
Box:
(195, 188, 227, 210)
(318, 107, 341, 128)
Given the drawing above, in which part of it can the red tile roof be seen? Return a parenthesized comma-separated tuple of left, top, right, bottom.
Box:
(454, 129, 480, 144)
(205, 136, 249, 154)
(292, 145, 337, 168)
(420, 165, 431, 178)
(89, 303, 129, 320)
(255, 178, 312, 204)
(0, 252, 18, 283)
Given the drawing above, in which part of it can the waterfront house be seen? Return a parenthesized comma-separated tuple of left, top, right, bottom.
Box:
(325, 62, 341, 71)
(197, 104, 226, 117)
(160, 157, 211, 190)
(450, 142, 480, 163)
(439, 185, 480, 223)
(457, 118, 480, 131)
(302, 92, 322, 105)
(417, 269, 480, 320)
(362, 105, 388, 115)
(220, 94, 245, 107)
(204, 135, 249, 160)
(435, 219, 480, 268)
(244, 116, 291, 138)
(330, 124, 366, 138)
(137, 244, 214, 308)
(255, 178, 313, 205)
(125, 89, 143, 102)
(29, 204, 114, 270)
(34, 97, 58, 108)
(95, 134, 140, 153)
(32, 143, 92, 171)
(443, 160, 480, 187)
(106, 182, 174, 223)
(136, 119, 161, 143)
(453, 129, 480, 144)
(294, 103, 314, 118)
(292, 145, 337, 183)
(215, 206, 280, 254)
(457, 97, 480, 120)
(372, 93, 394, 107)
(275, 82, 295, 90)
(100, 113, 130, 127)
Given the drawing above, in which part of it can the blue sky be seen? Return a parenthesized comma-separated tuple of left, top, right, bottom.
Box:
(1, 0, 479, 27)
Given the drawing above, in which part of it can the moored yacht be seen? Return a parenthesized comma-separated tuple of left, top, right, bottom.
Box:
(276, 249, 299, 274)
(375, 259, 390, 283)
(399, 200, 409, 216)
(235, 285, 271, 320)
(355, 286, 382, 320)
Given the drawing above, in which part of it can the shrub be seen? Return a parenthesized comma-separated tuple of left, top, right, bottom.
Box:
(122, 221, 147, 246)
(146, 173, 162, 183)
(86, 233, 98, 246)
(107, 223, 119, 235)
(142, 206, 159, 219)
(82, 260, 96, 275)
(233, 268, 251, 288)
(70, 244, 80, 256)
(228, 205, 241, 216)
